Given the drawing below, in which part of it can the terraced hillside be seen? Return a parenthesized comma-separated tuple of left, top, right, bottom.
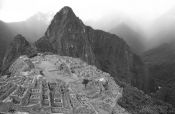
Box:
(0, 53, 128, 114)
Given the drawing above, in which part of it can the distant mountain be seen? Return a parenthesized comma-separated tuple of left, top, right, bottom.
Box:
(1, 34, 36, 74)
(0, 20, 14, 68)
(110, 23, 146, 54)
(35, 6, 149, 92)
(143, 42, 175, 65)
(142, 42, 175, 107)
(7, 12, 49, 42)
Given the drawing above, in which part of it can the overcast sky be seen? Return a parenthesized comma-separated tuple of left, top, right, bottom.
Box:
(0, 0, 175, 30)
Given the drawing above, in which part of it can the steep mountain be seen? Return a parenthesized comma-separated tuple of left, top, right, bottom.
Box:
(7, 12, 49, 42)
(0, 20, 14, 69)
(109, 23, 146, 54)
(35, 6, 149, 92)
(142, 42, 175, 107)
(1, 34, 36, 74)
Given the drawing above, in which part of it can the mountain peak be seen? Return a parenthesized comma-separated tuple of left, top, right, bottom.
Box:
(53, 6, 76, 20)
(60, 6, 74, 15)
(45, 6, 83, 38)
(13, 34, 29, 45)
(14, 34, 24, 39)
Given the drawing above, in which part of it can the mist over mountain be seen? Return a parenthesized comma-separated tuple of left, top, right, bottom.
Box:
(7, 12, 50, 42)
(85, 14, 126, 31)
(109, 23, 146, 54)
(85, 8, 175, 52)
(141, 9, 175, 106)
(141, 8, 175, 107)
(140, 7, 175, 50)
(147, 16, 175, 48)
(0, 12, 50, 70)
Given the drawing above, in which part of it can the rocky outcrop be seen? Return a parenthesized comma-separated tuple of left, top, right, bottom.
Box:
(36, 6, 149, 92)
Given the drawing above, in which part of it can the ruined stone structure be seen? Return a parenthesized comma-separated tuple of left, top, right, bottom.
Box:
(0, 54, 128, 114)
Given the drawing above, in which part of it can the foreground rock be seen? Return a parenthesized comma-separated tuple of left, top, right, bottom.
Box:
(0, 53, 128, 114)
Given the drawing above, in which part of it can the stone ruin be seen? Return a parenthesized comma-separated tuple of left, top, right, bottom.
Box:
(0, 53, 128, 114)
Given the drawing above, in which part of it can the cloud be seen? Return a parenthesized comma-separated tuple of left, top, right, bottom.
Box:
(0, 0, 60, 22)
(1, 0, 175, 26)
(0, 0, 4, 9)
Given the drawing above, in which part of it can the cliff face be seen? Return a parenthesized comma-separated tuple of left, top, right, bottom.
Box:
(36, 6, 148, 92)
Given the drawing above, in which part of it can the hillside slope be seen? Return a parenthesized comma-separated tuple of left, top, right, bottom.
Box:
(143, 42, 175, 107)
